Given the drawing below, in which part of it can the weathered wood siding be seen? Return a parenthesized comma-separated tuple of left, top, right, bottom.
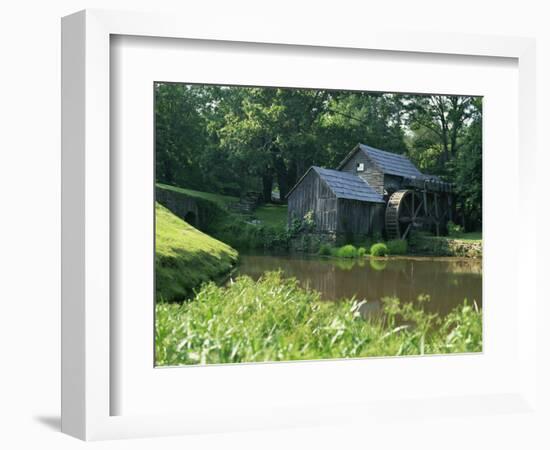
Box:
(340, 150, 385, 195)
(336, 199, 385, 236)
(287, 170, 338, 233)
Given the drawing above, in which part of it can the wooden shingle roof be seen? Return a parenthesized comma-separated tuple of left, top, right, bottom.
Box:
(311, 167, 385, 203)
(357, 144, 423, 178)
(338, 143, 428, 179)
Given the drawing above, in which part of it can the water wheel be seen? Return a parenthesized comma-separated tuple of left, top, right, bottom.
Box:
(385, 190, 426, 240)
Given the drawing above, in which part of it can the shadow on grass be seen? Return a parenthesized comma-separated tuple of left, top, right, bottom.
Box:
(156, 248, 236, 302)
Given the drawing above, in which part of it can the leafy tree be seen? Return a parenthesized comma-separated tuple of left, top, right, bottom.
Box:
(320, 92, 407, 167)
(449, 98, 482, 230)
(154, 84, 482, 231)
(406, 95, 475, 174)
(218, 87, 329, 200)
(155, 83, 208, 188)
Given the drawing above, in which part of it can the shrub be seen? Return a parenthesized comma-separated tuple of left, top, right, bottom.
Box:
(387, 239, 408, 255)
(357, 247, 367, 257)
(370, 242, 388, 257)
(318, 243, 332, 256)
(447, 220, 464, 238)
(302, 210, 316, 232)
(214, 216, 289, 250)
(336, 244, 358, 258)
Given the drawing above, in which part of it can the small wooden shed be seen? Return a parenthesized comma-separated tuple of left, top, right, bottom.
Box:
(286, 166, 386, 239)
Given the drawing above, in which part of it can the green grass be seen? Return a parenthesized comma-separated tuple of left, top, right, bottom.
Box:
(155, 203, 238, 302)
(253, 203, 288, 228)
(449, 231, 482, 242)
(156, 183, 238, 208)
(155, 272, 482, 365)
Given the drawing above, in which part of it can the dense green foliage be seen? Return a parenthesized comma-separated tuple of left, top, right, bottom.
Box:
(318, 243, 332, 256)
(386, 239, 408, 255)
(447, 220, 464, 238)
(210, 217, 289, 251)
(335, 244, 358, 258)
(448, 98, 483, 231)
(370, 242, 389, 256)
(155, 84, 482, 231)
(155, 203, 238, 301)
(155, 272, 482, 365)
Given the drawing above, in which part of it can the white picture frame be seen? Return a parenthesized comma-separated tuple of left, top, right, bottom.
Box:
(61, 9, 542, 442)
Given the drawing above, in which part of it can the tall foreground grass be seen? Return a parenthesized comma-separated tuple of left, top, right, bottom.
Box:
(155, 272, 482, 365)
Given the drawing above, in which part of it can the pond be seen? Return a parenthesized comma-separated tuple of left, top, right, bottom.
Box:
(235, 253, 482, 317)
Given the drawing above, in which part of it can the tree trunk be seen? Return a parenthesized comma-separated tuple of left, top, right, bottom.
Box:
(274, 156, 289, 201)
(286, 160, 298, 197)
(262, 173, 273, 203)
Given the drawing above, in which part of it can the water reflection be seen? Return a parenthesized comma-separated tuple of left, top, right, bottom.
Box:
(235, 253, 482, 317)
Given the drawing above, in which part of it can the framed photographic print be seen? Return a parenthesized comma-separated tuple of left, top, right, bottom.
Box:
(152, 82, 482, 368)
(61, 9, 542, 443)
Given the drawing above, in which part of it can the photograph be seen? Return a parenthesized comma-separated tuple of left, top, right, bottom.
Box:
(153, 83, 483, 366)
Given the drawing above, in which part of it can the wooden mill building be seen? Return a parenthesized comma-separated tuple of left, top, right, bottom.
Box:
(287, 143, 453, 241)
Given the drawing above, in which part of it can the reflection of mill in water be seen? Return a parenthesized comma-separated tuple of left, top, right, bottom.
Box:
(236, 254, 482, 318)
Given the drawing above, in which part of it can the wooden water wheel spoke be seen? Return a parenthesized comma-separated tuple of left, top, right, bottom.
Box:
(413, 201, 423, 218)
(402, 223, 413, 239)
(385, 189, 428, 240)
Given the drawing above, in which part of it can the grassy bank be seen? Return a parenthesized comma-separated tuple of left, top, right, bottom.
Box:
(155, 203, 238, 302)
(156, 183, 289, 250)
(156, 272, 482, 365)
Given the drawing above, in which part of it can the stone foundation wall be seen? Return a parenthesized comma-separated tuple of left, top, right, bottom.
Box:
(410, 235, 482, 258)
(155, 187, 200, 227)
